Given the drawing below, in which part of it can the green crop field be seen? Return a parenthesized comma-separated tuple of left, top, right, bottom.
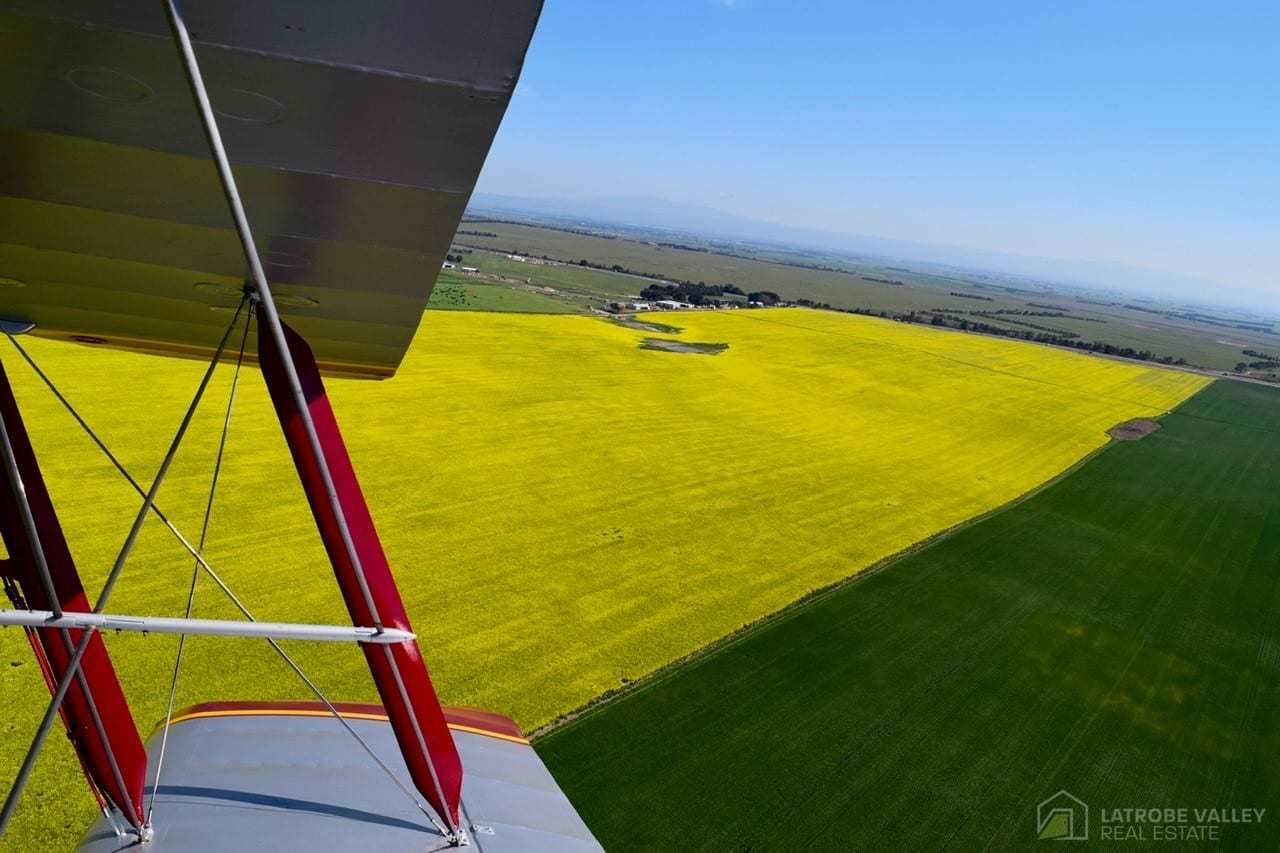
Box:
(455, 253, 640, 298)
(1023, 311, 1259, 370)
(0, 308, 1205, 849)
(538, 379, 1280, 850)
(427, 274, 577, 313)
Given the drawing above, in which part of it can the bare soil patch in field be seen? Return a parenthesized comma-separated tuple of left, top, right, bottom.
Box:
(1109, 418, 1161, 440)
(639, 337, 728, 355)
(612, 316, 684, 334)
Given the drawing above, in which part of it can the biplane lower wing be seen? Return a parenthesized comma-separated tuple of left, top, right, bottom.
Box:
(77, 702, 602, 852)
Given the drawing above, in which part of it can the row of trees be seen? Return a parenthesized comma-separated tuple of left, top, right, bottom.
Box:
(824, 306, 1188, 366)
(641, 282, 740, 305)
(638, 283, 784, 307)
(1235, 360, 1280, 372)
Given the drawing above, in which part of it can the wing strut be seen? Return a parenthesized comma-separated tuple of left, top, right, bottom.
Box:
(258, 321, 465, 833)
(160, 0, 465, 837)
(0, 354, 148, 830)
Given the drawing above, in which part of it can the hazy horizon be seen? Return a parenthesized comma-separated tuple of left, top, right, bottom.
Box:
(476, 1, 1277, 311)
(468, 190, 1276, 315)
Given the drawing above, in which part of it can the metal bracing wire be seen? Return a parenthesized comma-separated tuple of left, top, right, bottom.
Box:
(161, 0, 458, 840)
(0, 298, 246, 838)
(5, 319, 446, 836)
(6, 334, 238, 579)
(0, 395, 63, 619)
(6, 334, 315, 632)
(52, 628, 133, 825)
(0, 577, 111, 816)
(139, 309, 444, 834)
(257, 644, 451, 838)
(147, 304, 253, 827)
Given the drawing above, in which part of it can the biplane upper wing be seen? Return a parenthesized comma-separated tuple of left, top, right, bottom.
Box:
(0, 0, 542, 377)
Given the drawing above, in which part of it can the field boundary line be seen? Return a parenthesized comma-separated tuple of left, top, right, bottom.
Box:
(530, 382, 1216, 742)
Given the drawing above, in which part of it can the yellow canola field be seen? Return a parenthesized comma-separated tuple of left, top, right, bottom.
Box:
(0, 308, 1206, 837)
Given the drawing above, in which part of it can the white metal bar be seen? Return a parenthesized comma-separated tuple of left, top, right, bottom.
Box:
(0, 610, 414, 645)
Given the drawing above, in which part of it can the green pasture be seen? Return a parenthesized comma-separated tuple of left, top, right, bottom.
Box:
(427, 275, 577, 313)
(455, 253, 641, 298)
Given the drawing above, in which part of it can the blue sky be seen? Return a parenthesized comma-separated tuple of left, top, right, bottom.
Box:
(478, 1, 1277, 305)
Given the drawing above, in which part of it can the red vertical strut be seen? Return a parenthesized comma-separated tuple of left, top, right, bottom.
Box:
(257, 321, 463, 828)
(0, 359, 146, 825)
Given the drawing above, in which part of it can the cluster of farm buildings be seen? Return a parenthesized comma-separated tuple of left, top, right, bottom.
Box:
(441, 250, 783, 312)
(621, 299, 775, 311)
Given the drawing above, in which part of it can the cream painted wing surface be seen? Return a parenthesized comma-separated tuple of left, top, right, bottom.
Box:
(0, 1, 542, 377)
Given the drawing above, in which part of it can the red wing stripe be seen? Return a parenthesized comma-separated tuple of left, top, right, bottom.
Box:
(162, 702, 529, 745)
